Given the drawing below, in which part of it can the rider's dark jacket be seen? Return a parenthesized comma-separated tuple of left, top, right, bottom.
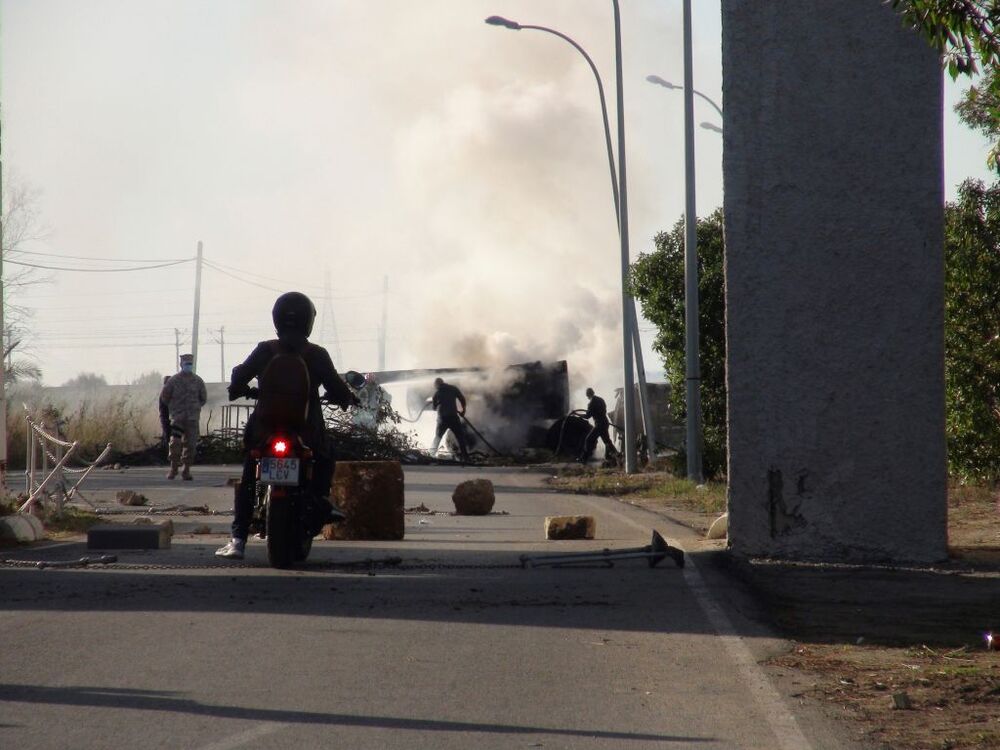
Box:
(228, 331, 354, 448)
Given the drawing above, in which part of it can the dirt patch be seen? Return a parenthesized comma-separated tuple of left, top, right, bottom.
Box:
(740, 485, 1000, 749)
(770, 644, 1000, 750)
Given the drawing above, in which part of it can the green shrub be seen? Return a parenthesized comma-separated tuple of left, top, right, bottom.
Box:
(944, 179, 1000, 481)
(630, 209, 727, 479)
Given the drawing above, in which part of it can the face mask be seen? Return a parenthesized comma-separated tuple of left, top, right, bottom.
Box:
(181, 363, 194, 373)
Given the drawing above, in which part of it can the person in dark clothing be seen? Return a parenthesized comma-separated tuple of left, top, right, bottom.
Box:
(429, 377, 470, 461)
(216, 291, 357, 560)
(158, 375, 171, 451)
(579, 387, 617, 464)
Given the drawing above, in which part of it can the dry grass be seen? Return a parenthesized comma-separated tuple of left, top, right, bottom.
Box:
(547, 466, 727, 516)
(42, 506, 103, 537)
(7, 395, 160, 468)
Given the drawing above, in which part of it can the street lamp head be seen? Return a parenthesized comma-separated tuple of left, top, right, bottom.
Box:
(485, 15, 521, 30)
(700, 121, 723, 134)
(645, 74, 678, 89)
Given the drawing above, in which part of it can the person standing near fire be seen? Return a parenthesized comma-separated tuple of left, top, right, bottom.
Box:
(429, 377, 470, 462)
(160, 353, 207, 480)
(578, 387, 617, 464)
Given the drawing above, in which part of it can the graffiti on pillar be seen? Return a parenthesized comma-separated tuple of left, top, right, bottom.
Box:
(768, 468, 807, 537)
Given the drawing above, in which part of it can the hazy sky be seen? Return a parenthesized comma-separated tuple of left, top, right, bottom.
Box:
(1, 1, 993, 392)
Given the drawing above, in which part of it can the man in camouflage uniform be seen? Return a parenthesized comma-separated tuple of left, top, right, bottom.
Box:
(160, 353, 207, 480)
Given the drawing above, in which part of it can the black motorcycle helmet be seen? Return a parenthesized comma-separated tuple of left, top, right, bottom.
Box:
(272, 291, 316, 337)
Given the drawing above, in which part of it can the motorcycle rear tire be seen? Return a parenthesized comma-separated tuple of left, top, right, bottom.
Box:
(265, 487, 294, 569)
(294, 531, 313, 562)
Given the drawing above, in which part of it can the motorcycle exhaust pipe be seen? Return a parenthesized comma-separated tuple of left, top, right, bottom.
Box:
(519, 530, 684, 569)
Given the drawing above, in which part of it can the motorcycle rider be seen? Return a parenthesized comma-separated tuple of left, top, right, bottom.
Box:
(216, 291, 357, 560)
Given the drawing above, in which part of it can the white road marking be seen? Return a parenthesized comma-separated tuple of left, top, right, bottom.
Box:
(576, 496, 815, 750)
(197, 722, 285, 750)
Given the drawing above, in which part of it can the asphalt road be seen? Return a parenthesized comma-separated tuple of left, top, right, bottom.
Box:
(0, 465, 862, 750)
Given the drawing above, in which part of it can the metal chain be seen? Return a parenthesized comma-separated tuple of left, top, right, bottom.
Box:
(30, 425, 108, 474)
(0, 556, 524, 572)
(91, 507, 234, 517)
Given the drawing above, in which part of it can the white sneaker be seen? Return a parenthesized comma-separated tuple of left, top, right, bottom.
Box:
(215, 539, 245, 559)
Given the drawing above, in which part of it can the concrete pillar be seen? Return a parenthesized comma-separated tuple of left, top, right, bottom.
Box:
(722, 1, 947, 563)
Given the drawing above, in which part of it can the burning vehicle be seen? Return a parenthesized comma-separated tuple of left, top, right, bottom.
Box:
(375, 361, 572, 458)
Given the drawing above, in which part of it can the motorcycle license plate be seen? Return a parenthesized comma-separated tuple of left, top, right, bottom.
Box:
(260, 457, 300, 485)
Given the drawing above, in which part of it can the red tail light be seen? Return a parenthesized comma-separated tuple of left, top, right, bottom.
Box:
(272, 438, 289, 456)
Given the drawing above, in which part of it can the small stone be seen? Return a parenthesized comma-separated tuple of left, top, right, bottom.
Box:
(545, 515, 596, 540)
(191, 525, 212, 535)
(891, 691, 912, 710)
(452, 479, 496, 515)
(116, 490, 149, 507)
(113, 463, 122, 471)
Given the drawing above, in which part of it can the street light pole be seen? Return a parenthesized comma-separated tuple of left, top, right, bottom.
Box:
(645, 74, 723, 119)
(485, 9, 648, 470)
(681, 0, 703, 481)
(611, 0, 637, 473)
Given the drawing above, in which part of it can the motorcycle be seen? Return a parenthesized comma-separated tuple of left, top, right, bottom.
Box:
(239, 384, 346, 569)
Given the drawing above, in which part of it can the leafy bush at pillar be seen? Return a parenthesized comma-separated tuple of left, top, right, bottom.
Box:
(944, 179, 1000, 481)
(629, 209, 726, 479)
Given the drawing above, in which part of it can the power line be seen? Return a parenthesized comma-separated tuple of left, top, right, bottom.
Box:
(16, 287, 190, 299)
(35, 337, 383, 351)
(8, 250, 192, 263)
(5, 258, 195, 273)
(202, 261, 285, 293)
(203, 258, 384, 298)
(204, 258, 327, 289)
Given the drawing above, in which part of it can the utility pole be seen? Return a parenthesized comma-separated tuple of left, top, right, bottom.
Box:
(174, 328, 182, 368)
(0, 113, 7, 496)
(378, 275, 388, 371)
(212, 326, 225, 382)
(320, 270, 343, 365)
(191, 240, 203, 372)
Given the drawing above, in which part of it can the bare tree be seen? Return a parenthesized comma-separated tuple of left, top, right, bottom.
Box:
(1, 174, 50, 385)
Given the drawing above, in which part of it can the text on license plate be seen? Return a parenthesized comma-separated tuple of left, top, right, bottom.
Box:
(260, 457, 300, 485)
